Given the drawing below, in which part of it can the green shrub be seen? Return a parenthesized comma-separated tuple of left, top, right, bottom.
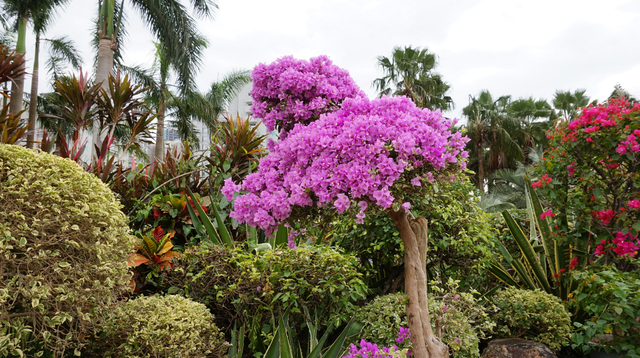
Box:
(0, 144, 134, 357)
(492, 287, 571, 351)
(570, 266, 640, 357)
(89, 295, 229, 358)
(168, 244, 368, 331)
(355, 280, 492, 358)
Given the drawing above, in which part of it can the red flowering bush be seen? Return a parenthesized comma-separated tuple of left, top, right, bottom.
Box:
(529, 98, 640, 263)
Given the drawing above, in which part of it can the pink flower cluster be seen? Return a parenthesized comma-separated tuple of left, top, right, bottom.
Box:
(629, 199, 640, 210)
(250, 55, 365, 135)
(224, 95, 468, 235)
(592, 209, 616, 226)
(594, 232, 639, 258)
(616, 131, 640, 155)
(540, 210, 555, 220)
(531, 174, 552, 188)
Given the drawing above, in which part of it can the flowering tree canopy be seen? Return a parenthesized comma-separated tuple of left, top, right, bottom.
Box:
(224, 95, 469, 236)
(250, 55, 365, 135)
(530, 98, 640, 260)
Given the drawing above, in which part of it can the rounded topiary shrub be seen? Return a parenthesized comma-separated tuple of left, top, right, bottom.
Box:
(0, 145, 134, 357)
(88, 295, 229, 358)
(492, 287, 571, 351)
(355, 293, 481, 358)
(167, 244, 368, 331)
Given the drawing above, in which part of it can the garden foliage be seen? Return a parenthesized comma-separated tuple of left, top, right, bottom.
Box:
(167, 244, 368, 332)
(491, 287, 572, 351)
(570, 265, 640, 357)
(0, 144, 134, 357)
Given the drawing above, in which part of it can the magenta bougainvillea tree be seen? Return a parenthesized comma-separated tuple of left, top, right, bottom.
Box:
(224, 95, 468, 235)
(250, 55, 364, 135)
(225, 56, 469, 358)
(530, 98, 640, 263)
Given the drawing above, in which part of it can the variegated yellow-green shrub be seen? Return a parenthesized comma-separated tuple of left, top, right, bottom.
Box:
(86, 295, 229, 358)
(0, 144, 134, 357)
(492, 287, 572, 351)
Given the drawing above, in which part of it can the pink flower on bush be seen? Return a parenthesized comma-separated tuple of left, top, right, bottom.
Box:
(540, 210, 555, 220)
(594, 209, 616, 226)
(629, 199, 640, 210)
(569, 257, 579, 270)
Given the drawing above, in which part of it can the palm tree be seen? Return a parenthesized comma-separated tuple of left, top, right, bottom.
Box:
(93, 0, 216, 160)
(26, 3, 81, 147)
(463, 90, 523, 192)
(1, 0, 69, 116)
(506, 97, 555, 161)
(553, 89, 591, 120)
(373, 46, 453, 111)
(124, 42, 250, 160)
(609, 84, 638, 103)
(95, 0, 216, 88)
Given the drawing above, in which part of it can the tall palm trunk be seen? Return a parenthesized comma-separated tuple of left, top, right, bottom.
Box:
(477, 135, 485, 193)
(9, 17, 27, 116)
(27, 31, 41, 148)
(154, 96, 165, 161)
(91, 36, 114, 160)
(388, 209, 448, 358)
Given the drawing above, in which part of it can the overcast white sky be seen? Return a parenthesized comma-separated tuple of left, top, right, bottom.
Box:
(18, 0, 640, 120)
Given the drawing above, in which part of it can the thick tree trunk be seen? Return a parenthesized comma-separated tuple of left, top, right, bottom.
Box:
(388, 209, 449, 358)
(27, 32, 41, 148)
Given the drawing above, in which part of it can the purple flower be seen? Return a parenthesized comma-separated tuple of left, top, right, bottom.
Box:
(402, 202, 411, 211)
(411, 176, 422, 186)
(257, 286, 262, 292)
(441, 305, 447, 310)
(454, 295, 459, 301)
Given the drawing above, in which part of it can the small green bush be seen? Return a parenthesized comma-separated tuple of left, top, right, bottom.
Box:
(0, 145, 134, 357)
(89, 295, 229, 358)
(168, 244, 368, 330)
(492, 287, 571, 351)
(355, 282, 490, 358)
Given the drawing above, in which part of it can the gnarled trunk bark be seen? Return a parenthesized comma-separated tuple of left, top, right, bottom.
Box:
(388, 209, 449, 358)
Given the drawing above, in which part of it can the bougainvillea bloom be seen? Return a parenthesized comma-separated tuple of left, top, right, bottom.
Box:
(250, 55, 365, 135)
(225, 95, 468, 235)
